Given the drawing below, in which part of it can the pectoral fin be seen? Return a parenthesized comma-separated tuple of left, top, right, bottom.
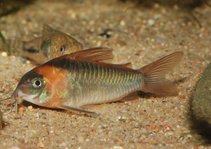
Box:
(58, 105, 98, 117)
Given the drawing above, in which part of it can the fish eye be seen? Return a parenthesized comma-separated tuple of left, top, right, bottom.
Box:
(60, 45, 66, 54)
(31, 78, 43, 89)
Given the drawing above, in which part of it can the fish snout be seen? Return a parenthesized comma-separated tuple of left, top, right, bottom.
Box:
(11, 88, 23, 103)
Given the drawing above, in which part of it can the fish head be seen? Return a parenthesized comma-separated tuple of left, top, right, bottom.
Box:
(12, 64, 69, 108)
(41, 32, 83, 60)
(12, 70, 51, 107)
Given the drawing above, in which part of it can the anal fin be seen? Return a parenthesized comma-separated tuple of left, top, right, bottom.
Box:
(119, 92, 139, 102)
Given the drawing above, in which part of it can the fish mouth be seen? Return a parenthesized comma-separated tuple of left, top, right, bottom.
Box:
(10, 86, 38, 114)
(18, 91, 37, 103)
(12, 87, 37, 104)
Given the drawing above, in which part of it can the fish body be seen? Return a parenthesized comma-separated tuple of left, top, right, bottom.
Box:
(12, 48, 183, 115)
(0, 24, 83, 64)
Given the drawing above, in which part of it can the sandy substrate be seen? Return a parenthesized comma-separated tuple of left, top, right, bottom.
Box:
(0, 0, 211, 148)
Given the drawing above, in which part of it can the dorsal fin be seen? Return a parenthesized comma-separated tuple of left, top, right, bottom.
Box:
(42, 24, 58, 35)
(69, 47, 114, 63)
(68, 48, 134, 68)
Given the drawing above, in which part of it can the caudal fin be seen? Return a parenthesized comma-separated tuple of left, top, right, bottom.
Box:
(139, 52, 183, 96)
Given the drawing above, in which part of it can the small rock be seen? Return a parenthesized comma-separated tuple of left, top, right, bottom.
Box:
(116, 40, 126, 47)
(28, 106, 33, 110)
(0, 88, 4, 93)
(150, 125, 156, 129)
(26, 60, 31, 64)
(37, 142, 45, 148)
(111, 146, 123, 149)
(150, 114, 156, 118)
(34, 113, 39, 118)
(21, 19, 27, 24)
(155, 37, 166, 44)
(147, 19, 155, 26)
(117, 116, 126, 122)
(78, 136, 84, 143)
(19, 107, 24, 112)
(120, 20, 125, 26)
(1, 52, 7, 57)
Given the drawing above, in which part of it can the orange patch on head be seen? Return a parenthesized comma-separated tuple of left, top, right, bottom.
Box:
(32, 65, 66, 84)
(31, 65, 68, 108)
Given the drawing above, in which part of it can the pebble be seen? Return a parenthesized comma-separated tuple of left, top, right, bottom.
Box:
(120, 20, 125, 26)
(19, 107, 25, 112)
(78, 136, 84, 143)
(1, 52, 7, 57)
(153, 14, 161, 19)
(0, 88, 4, 92)
(112, 146, 123, 149)
(155, 37, 166, 44)
(28, 106, 33, 110)
(21, 19, 27, 24)
(148, 19, 155, 26)
(117, 116, 126, 122)
(26, 60, 31, 64)
(34, 113, 39, 118)
(37, 142, 45, 148)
